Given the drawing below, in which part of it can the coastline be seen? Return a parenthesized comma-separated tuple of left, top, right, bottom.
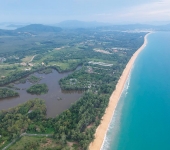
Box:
(89, 32, 151, 150)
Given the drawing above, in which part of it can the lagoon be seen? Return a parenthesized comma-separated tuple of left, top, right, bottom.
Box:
(0, 67, 82, 117)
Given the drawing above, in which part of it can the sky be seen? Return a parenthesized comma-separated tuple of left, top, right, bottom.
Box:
(0, 0, 170, 24)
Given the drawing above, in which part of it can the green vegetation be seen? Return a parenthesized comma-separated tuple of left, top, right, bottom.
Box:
(21, 55, 34, 63)
(8, 136, 63, 150)
(18, 78, 27, 84)
(53, 92, 110, 149)
(5, 83, 15, 88)
(27, 84, 48, 95)
(0, 93, 109, 149)
(0, 26, 148, 149)
(0, 28, 146, 86)
(38, 68, 52, 74)
(0, 66, 46, 86)
(28, 75, 41, 83)
(0, 88, 19, 99)
(9, 136, 42, 150)
(60, 63, 119, 93)
(0, 99, 47, 149)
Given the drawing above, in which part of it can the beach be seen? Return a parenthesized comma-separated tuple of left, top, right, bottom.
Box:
(89, 32, 150, 150)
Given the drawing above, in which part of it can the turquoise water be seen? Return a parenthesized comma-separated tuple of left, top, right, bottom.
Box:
(102, 32, 170, 150)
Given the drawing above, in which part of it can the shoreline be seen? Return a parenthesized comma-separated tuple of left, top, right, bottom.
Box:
(89, 32, 151, 150)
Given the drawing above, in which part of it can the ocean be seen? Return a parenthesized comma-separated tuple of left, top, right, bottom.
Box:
(102, 32, 170, 150)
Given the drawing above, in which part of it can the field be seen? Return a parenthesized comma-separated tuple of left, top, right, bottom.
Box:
(8, 136, 62, 150)
(22, 55, 34, 63)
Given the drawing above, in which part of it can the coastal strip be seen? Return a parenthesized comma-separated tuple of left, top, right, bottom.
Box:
(89, 32, 151, 150)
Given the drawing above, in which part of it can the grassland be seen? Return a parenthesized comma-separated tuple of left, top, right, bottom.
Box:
(21, 55, 34, 63)
(8, 136, 62, 150)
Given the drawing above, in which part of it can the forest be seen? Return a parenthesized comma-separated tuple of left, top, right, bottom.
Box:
(59, 63, 121, 94)
(27, 84, 48, 95)
(0, 25, 147, 149)
(0, 99, 47, 149)
(0, 92, 109, 149)
(0, 88, 19, 99)
(28, 75, 41, 83)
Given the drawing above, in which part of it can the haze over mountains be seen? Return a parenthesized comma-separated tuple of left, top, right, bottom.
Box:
(0, 20, 170, 35)
(16, 24, 62, 33)
(55, 20, 170, 30)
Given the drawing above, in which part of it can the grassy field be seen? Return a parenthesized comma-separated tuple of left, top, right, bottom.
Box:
(8, 136, 62, 150)
(0, 65, 26, 77)
(88, 58, 117, 64)
(22, 55, 34, 63)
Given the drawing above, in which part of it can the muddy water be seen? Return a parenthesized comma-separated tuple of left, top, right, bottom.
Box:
(0, 68, 82, 117)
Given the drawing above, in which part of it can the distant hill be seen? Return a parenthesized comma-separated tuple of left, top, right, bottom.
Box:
(96, 23, 170, 31)
(56, 20, 170, 31)
(16, 24, 62, 33)
(0, 29, 17, 36)
(98, 24, 156, 31)
(56, 20, 111, 28)
(159, 24, 170, 31)
(0, 23, 170, 36)
(7, 24, 24, 28)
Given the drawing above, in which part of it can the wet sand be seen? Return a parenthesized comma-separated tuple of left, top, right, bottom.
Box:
(89, 32, 151, 150)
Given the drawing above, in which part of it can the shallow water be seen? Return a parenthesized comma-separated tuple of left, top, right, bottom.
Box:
(102, 32, 170, 150)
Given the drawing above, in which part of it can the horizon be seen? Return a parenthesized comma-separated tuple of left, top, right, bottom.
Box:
(0, 20, 170, 30)
(0, 20, 170, 28)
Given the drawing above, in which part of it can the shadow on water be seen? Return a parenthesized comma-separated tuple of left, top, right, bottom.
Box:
(0, 67, 83, 117)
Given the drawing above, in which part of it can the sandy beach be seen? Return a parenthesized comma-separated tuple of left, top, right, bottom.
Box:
(89, 32, 151, 150)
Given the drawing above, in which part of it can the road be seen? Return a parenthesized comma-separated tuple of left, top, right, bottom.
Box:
(28, 55, 37, 63)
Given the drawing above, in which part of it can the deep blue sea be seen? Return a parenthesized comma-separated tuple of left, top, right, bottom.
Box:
(102, 32, 170, 150)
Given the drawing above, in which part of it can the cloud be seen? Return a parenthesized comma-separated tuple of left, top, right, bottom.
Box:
(1, 0, 170, 24)
(93, 0, 170, 23)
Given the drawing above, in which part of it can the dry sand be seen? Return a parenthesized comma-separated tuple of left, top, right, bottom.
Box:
(89, 32, 151, 150)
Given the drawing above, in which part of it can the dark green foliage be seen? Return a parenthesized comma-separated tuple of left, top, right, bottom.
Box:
(38, 68, 52, 74)
(28, 75, 41, 83)
(59, 64, 118, 95)
(0, 66, 48, 86)
(53, 92, 110, 149)
(0, 70, 31, 86)
(27, 84, 48, 95)
(0, 99, 46, 147)
(18, 78, 27, 84)
(0, 88, 19, 98)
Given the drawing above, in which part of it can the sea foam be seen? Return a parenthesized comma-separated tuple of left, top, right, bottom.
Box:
(101, 65, 133, 150)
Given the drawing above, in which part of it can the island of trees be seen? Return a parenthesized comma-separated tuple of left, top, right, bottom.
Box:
(28, 75, 41, 83)
(0, 88, 19, 99)
(27, 84, 48, 95)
